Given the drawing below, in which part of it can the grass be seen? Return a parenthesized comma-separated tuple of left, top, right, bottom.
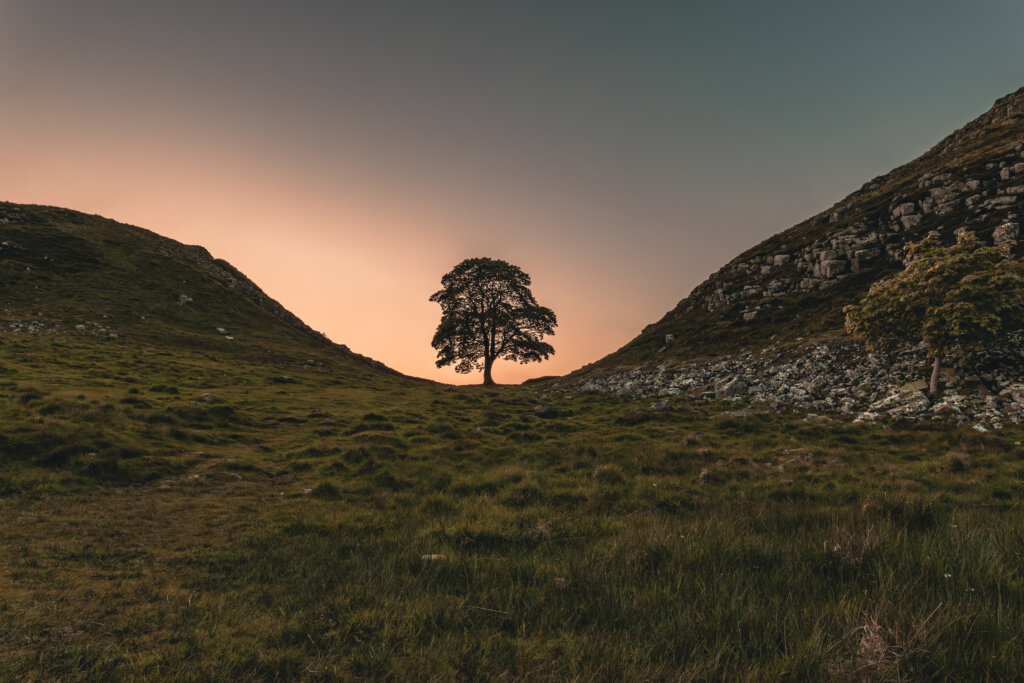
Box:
(2, 331, 1024, 680)
(3, 200, 1024, 679)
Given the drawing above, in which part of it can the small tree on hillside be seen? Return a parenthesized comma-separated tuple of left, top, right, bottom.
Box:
(430, 257, 556, 386)
(844, 231, 1024, 395)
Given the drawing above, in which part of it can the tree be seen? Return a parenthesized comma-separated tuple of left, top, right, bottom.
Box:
(429, 257, 556, 386)
(844, 231, 1024, 395)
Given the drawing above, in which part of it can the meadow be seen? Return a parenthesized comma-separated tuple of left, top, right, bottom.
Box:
(2, 332, 1023, 680)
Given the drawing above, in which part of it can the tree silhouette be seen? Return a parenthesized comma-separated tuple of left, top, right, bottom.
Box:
(430, 257, 556, 386)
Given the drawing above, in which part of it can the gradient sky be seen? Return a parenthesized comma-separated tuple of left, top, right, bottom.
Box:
(2, 1, 1022, 383)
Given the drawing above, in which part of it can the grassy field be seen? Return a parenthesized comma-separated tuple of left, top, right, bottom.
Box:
(2, 332, 1024, 680)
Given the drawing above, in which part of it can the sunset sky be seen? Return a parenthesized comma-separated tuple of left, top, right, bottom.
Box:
(2, 1, 1021, 383)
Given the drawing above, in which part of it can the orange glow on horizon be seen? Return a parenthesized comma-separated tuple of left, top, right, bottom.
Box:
(0, 118, 666, 385)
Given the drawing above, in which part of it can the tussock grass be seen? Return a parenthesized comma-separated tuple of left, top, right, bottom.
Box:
(2, 333, 1024, 679)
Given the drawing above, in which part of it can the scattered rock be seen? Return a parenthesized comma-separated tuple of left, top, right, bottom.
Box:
(534, 405, 560, 419)
(422, 554, 447, 562)
(899, 380, 928, 395)
(993, 222, 1020, 244)
(561, 332, 1024, 429)
(715, 376, 747, 399)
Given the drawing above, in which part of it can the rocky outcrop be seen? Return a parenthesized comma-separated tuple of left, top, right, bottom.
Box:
(561, 334, 1024, 429)
(685, 137, 1024, 318)
(582, 88, 1024, 409)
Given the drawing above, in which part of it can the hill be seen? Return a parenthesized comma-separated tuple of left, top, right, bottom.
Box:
(0, 201, 395, 376)
(567, 87, 1024, 423)
(3, 173, 1024, 677)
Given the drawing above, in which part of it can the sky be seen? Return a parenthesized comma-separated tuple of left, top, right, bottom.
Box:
(1, 1, 1022, 383)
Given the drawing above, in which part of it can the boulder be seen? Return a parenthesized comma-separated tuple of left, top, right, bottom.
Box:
(715, 376, 747, 398)
(900, 214, 922, 230)
(534, 405, 560, 419)
(899, 380, 928, 395)
(993, 222, 1019, 244)
(821, 259, 849, 278)
(887, 393, 931, 418)
(891, 202, 916, 217)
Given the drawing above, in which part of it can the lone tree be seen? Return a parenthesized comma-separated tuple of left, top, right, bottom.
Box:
(429, 257, 556, 386)
(845, 231, 1024, 395)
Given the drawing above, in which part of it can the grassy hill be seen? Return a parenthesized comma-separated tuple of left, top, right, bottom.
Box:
(0, 202, 392, 373)
(2, 183, 1024, 678)
(579, 87, 1024, 373)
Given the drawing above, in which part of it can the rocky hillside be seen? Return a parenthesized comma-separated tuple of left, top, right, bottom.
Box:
(580, 87, 1024, 369)
(0, 202, 397, 377)
(562, 87, 1024, 427)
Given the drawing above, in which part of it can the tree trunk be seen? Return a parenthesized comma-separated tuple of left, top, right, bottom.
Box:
(929, 355, 941, 395)
(482, 356, 495, 386)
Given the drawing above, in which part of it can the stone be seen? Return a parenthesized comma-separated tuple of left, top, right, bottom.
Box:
(534, 405, 559, 418)
(421, 554, 447, 562)
(892, 202, 916, 217)
(817, 249, 839, 262)
(773, 254, 791, 266)
(742, 310, 758, 322)
(649, 400, 671, 410)
(178, 294, 193, 306)
(664, 334, 675, 345)
(1001, 167, 1012, 180)
(993, 222, 1019, 244)
(820, 259, 849, 278)
(216, 327, 227, 334)
(899, 380, 928, 395)
(715, 376, 747, 398)
(900, 214, 922, 230)
(887, 393, 931, 417)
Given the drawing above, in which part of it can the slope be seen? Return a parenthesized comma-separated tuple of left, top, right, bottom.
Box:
(581, 87, 1024, 373)
(0, 201, 395, 377)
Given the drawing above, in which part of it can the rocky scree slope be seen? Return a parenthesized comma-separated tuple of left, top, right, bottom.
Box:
(563, 88, 1024, 426)
(0, 202, 395, 375)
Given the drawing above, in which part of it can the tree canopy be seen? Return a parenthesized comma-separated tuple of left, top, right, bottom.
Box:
(429, 257, 556, 385)
(844, 231, 1024, 393)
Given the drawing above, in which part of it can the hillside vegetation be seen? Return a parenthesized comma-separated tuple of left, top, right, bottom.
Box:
(3, 327, 1024, 679)
(2, 200, 1024, 679)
